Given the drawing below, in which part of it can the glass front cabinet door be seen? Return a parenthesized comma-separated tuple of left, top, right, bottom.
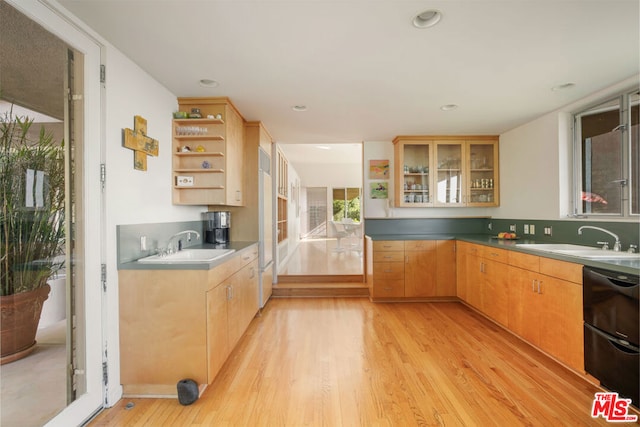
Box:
(466, 139, 499, 206)
(435, 141, 464, 206)
(393, 137, 433, 207)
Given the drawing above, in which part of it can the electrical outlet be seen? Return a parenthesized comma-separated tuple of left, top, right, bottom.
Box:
(509, 224, 516, 232)
(523, 224, 529, 234)
(544, 226, 553, 236)
(529, 224, 535, 234)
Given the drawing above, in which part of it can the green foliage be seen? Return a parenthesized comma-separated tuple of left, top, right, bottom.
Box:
(332, 196, 360, 222)
(0, 110, 65, 296)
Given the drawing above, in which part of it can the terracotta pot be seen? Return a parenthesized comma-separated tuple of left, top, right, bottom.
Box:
(0, 284, 51, 365)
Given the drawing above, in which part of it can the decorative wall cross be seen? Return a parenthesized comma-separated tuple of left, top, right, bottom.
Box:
(122, 115, 159, 171)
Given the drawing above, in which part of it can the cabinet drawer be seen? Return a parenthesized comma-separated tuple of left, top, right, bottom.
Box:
(373, 262, 405, 279)
(404, 240, 436, 251)
(482, 247, 509, 264)
(540, 258, 582, 284)
(373, 279, 405, 298)
(373, 241, 404, 252)
(461, 242, 482, 256)
(509, 251, 539, 271)
(373, 251, 405, 263)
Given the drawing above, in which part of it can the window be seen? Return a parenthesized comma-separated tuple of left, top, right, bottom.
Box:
(332, 188, 361, 222)
(574, 89, 639, 217)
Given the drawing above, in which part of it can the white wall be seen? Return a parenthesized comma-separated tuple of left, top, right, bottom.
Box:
(495, 74, 639, 220)
(103, 45, 204, 404)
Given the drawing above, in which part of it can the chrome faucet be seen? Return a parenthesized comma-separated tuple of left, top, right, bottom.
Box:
(577, 226, 621, 251)
(167, 230, 201, 253)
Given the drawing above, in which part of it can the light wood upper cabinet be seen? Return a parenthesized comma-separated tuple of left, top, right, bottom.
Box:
(173, 97, 245, 206)
(393, 137, 433, 207)
(393, 135, 499, 207)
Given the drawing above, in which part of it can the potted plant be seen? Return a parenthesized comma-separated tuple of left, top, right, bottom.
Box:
(0, 108, 65, 364)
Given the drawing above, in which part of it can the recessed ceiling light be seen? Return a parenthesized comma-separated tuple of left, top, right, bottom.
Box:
(440, 104, 458, 111)
(292, 105, 308, 112)
(199, 79, 219, 88)
(315, 145, 331, 150)
(551, 82, 576, 91)
(412, 10, 442, 28)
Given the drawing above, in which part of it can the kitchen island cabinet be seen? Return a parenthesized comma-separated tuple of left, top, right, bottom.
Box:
(118, 244, 259, 397)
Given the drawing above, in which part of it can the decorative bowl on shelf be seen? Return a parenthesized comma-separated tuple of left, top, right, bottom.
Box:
(173, 111, 188, 119)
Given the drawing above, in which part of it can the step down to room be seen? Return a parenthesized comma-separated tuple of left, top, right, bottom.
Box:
(272, 278, 369, 298)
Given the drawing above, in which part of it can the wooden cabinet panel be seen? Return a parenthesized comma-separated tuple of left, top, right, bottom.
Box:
(436, 240, 457, 296)
(227, 258, 259, 349)
(206, 284, 230, 381)
(456, 243, 468, 300)
(509, 251, 539, 271)
(405, 250, 436, 297)
(539, 257, 582, 284)
(481, 246, 509, 265)
(373, 251, 405, 263)
(372, 279, 406, 298)
(373, 241, 404, 251)
(537, 275, 584, 371)
(507, 266, 541, 346)
(482, 258, 509, 326)
(465, 252, 483, 310)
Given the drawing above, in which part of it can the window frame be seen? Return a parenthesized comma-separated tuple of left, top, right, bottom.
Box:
(573, 87, 639, 218)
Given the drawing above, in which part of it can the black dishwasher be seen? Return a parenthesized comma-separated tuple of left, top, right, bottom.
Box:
(583, 266, 639, 408)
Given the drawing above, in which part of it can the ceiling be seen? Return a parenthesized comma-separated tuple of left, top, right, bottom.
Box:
(56, 0, 638, 149)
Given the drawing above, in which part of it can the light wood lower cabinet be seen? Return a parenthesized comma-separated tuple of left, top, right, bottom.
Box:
(119, 244, 259, 397)
(507, 252, 584, 371)
(367, 239, 456, 301)
(457, 242, 584, 373)
(206, 256, 259, 380)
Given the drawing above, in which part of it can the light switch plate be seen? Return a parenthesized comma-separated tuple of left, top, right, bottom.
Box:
(176, 175, 194, 186)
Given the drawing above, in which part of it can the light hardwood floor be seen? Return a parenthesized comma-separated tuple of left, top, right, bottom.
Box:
(89, 298, 635, 426)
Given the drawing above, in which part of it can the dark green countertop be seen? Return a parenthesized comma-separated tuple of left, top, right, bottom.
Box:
(366, 233, 640, 276)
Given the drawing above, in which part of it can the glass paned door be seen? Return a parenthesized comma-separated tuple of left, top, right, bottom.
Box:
(467, 142, 497, 206)
(435, 142, 463, 206)
(401, 143, 431, 205)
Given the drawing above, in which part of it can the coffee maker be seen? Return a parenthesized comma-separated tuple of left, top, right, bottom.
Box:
(204, 211, 231, 244)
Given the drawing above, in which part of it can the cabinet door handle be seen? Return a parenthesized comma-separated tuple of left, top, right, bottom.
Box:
(537, 280, 542, 294)
(383, 255, 393, 259)
(384, 287, 393, 291)
(250, 267, 255, 279)
(532, 279, 536, 292)
(383, 245, 392, 248)
(384, 269, 393, 273)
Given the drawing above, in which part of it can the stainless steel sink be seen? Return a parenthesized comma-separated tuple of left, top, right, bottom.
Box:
(516, 243, 640, 260)
(138, 248, 235, 264)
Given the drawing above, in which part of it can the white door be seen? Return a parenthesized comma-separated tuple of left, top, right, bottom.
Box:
(8, 1, 106, 425)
